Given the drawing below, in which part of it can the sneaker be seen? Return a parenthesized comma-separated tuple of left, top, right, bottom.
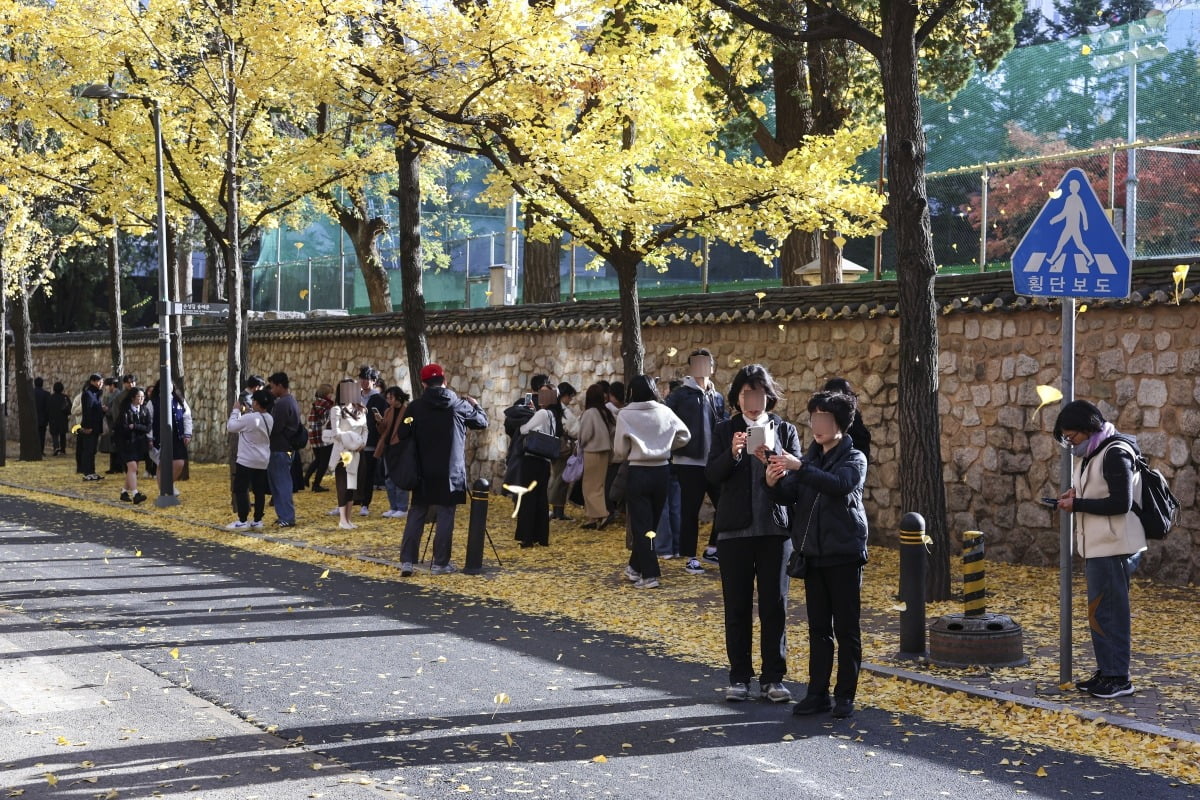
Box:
(702, 547, 719, 564)
(725, 682, 751, 702)
(623, 565, 641, 582)
(326, 508, 340, 516)
(338, 521, 358, 530)
(359, 506, 370, 516)
(1075, 670, 1103, 692)
(831, 697, 855, 718)
(430, 563, 458, 575)
(400, 562, 414, 577)
(381, 510, 397, 518)
(120, 491, 132, 502)
(684, 557, 705, 575)
(132, 492, 147, 505)
(226, 520, 250, 530)
(250, 520, 264, 529)
(392, 510, 408, 519)
(661, 553, 677, 560)
(1089, 677, 1134, 699)
(633, 577, 660, 589)
(761, 682, 792, 703)
(311, 485, 329, 493)
(792, 693, 832, 716)
(275, 521, 295, 529)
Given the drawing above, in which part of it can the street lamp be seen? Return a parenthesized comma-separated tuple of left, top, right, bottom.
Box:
(79, 83, 178, 507)
(1088, 9, 1171, 259)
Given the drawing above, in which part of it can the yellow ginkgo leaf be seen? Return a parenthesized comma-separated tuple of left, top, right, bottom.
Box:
(319, 569, 329, 579)
(340, 451, 353, 466)
(71, 424, 82, 434)
(782, 733, 795, 741)
(591, 755, 608, 763)
(493, 692, 511, 705)
(1049, 188, 1063, 199)
(169, 647, 180, 659)
(665, 347, 678, 358)
(502, 482, 537, 518)
(299, 289, 309, 300)
(832, 235, 846, 248)
(504, 733, 515, 747)
(1081, 44, 1092, 55)
(403, 417, 414, 425)
(134, 550, 142, 557)
(645, 530, 656, 539)
(891, 602, 907, 612)
(1032, 385, 1063, 421)
(1036, 766, 1048, 777)
(44, 774, 58, 787)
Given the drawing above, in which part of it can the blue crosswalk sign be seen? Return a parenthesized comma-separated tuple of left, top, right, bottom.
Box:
(1011, 168, 1131, 298)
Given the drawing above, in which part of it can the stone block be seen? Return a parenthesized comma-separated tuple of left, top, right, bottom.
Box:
(1137, 378, 1168, 408)
(1127, 352, 1153, 374)
(999, 451, 1032, 474)
(1016, 501, 1052, 529)
(996, 404, 1024, 430)
(1014, 354, 1040, 377)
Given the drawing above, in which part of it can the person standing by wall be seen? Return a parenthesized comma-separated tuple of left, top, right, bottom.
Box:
(665, 348, 727, 574)
(612, 375, 690, 589)
(302, 383, 335, 493)
(78, 373, 105, 481)
(113, 386, 152, 504)
(33, 377, 50, 455)
(226, 389, 274, 529)
(376, 385, 412, 519)
(398, 364, 489, 576)
(355, 366, 389, 516)
(326, 380, 368, 531)
(516, 384, 561, 548)
(707, 364, 801, 703)
(577, 383, 616, 529)
(548, 382, 580, 521)
(1052, 400, 1146, 700)
(267, 372, 302, 528)
(766, 390, 868, 719)
(48, 381, 71, 456)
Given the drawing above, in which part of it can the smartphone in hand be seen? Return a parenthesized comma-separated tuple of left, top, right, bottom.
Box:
(1040, 496, 1059, 506)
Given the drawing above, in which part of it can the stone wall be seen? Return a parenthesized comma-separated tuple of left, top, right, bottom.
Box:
(9, 266, 1198, 583)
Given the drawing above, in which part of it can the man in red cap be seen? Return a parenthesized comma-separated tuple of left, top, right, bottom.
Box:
(399, 363, 489, 576)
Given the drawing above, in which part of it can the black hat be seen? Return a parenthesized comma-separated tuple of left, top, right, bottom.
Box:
(88, 373, 103, 382)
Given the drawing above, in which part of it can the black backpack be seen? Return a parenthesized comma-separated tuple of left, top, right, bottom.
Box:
(1132, 453, 1179, 540)
(288, 423, 308, 451)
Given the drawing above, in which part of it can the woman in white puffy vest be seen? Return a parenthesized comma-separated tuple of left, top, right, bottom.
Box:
(1052, 400, 1146, 701)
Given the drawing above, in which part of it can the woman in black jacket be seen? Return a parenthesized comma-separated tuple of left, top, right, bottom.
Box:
(706, 364, 802, 704)
(766, 390, 868, 719)
(113, 387, 152, 504)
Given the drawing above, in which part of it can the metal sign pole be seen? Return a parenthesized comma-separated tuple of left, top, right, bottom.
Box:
(1059, 298, 1076, 685)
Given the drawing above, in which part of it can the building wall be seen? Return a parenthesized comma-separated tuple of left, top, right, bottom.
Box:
(10, 273, 1198, 583)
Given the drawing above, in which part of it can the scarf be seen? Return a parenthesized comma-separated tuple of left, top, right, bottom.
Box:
(1077, 420, 1117, 458)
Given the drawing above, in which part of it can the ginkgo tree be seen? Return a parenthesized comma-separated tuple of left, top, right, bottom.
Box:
(368, 0, 886, 381)
(3, 0, 390, 405)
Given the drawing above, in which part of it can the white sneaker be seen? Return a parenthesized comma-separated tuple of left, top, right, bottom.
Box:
(430, 563, 458, 575)
(250, 520, 264, 529)
(392, 510, 408, 518)
(338, 521, 358, 530)
(226, 520, 250, 530)
(381, 510, 396, 518)
(400, 562, 414, 577)
(326, 507, 340, 516)
(633, 577, 660, 589)
(359, 506, 370, 517)
(623, 565, 641, 582)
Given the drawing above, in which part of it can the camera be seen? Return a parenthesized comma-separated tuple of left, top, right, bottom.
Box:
(239, 390, 252, 409)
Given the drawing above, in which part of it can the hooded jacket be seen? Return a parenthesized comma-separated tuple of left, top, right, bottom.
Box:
(612, 400, 690, 466)
(407, 386, 489, 506)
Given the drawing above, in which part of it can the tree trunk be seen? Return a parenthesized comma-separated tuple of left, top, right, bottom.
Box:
(10, 270, 43, 461)
(105, 223, 124, 378)
(880, 19, 951, 600)
(613, 256, 644, 384)
(522, 210, 561, 303)
(773, 44, 818, 287)
(819, 232, 844, 284)
(224, 75, 247, 412)
(397, 132, 429, 398)
(334, 196, 391, 313)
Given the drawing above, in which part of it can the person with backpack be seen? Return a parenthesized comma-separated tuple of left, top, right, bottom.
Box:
(1051, 400, 1147, 700)
(301, 383, 336, 493)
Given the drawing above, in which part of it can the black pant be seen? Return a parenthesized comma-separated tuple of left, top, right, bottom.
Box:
(717, 536, 791, 685)
(626, 465, 668, 579)
(804, 562, 863, 700)
(355, 452, 379, 507)
(38, 423, 48, 453)
(676, 465, 721, 557)
(305, 444, 332, 488)
(77, 432, 99, 475)
(233, 464, 268, 523)
(51, 430, 66, 454)
(515, 456, 550, 546)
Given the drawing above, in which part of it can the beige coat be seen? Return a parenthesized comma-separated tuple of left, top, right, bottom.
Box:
(1073, 439, 1147, 558)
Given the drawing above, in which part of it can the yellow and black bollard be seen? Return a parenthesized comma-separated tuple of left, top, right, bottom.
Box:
(962, 530, 986, 617)
(898, 512, 928, 660)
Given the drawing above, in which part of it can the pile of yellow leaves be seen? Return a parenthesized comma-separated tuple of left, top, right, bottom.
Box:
(1, 455, 1198, 782)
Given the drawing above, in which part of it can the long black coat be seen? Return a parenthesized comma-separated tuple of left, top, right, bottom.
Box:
(407, 386, 489, 506)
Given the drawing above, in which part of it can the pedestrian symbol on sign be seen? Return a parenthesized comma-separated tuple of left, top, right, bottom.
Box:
(1011, 168, 1131, 299)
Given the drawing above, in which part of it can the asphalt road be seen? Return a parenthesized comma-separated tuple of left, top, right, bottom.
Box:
(0, 496, 1192, 799)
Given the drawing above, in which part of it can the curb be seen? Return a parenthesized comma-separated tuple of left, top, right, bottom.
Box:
(864, 661, 1200, 746)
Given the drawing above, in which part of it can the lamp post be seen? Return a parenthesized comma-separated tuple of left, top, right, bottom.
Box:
(79, 84, 178, 506)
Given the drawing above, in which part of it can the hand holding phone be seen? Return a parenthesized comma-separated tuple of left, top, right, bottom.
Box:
(1041, 496, 1059, 506)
